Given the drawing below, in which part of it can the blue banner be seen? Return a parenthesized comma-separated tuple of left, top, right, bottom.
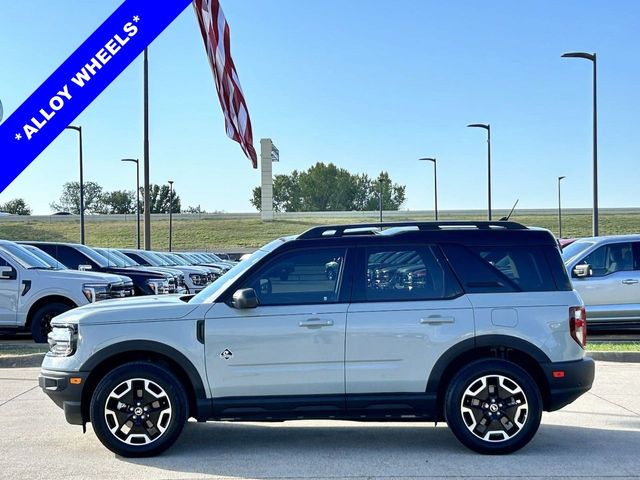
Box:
(0, 0, 193, 193)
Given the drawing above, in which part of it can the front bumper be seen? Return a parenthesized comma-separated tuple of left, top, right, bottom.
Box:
(541, 357, 595, 411)
(39, 369, 89, 425)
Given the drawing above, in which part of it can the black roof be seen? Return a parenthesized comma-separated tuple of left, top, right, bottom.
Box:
(291, 221, 557, 247)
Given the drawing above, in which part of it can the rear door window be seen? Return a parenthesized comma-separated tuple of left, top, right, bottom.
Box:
(356, 245, 462, 302)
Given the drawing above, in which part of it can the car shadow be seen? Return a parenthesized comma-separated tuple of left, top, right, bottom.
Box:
(121, 421, 640, 478)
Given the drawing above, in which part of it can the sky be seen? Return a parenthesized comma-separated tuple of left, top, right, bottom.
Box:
(0, 0, 639, 215)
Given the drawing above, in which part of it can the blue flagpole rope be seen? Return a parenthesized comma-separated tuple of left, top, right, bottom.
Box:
(0, 0, 193, 193)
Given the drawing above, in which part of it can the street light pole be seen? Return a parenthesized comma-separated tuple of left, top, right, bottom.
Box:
(378, 181, 383, 223)
(558, 176, 566, 238)
(168, 180, 174, 252)
(419, 157, 438, 220)
(467, 123, 491, 220)
(143, 47, 151, 250)
(65, 125, 85, 244)
(121, 159, 140, 249)
(562, 51, 598, 236)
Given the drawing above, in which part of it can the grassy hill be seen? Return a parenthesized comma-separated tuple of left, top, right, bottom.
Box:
(0, 210, 638, 251)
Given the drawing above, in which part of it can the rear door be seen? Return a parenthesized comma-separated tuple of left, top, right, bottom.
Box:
(345, 244, 474, 399)
(0, 253, 19, 326)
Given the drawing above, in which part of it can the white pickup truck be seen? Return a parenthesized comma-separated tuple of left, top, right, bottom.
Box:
(0, 240, 132, 342)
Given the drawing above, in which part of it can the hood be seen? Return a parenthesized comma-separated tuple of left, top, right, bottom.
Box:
(52, 294, 200, 326)
(36, 269, 129, 284)
(103, 266, 169, 279)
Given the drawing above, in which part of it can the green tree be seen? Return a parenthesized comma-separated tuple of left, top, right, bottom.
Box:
(50, 181, 105, 214)
(250, 163, 406, 212)
(0, 198, 32, 215)
(101, 190, 136, 214)
(145, 184, 181, 213)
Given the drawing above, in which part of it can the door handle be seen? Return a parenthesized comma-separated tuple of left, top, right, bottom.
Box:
(622, 279, 639, 285)
(299, 318, 334, 327)
(420, 315, 455, 325)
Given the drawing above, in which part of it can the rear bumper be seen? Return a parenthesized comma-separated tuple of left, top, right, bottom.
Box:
(541, 357, 595, 411)
(39, 369, 89, 425)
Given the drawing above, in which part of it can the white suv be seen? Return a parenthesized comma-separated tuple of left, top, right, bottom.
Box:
(39, 222, 594, 456)
(0, 240, 132, 342)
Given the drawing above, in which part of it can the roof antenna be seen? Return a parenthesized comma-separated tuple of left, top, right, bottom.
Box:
(500, 199, 519, 221)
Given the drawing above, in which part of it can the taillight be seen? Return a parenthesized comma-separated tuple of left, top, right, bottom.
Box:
(569, 306, 587, 348)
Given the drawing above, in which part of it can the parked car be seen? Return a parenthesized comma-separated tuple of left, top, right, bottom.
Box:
(39, 221, 593, 456)
(559, 238, 578, 250)
(155, 252, 223, 282)
(173, 252, 231, 274)
(94, 248, 186, 294)
(562, 234, 640, 330)
(120, 249, 211, 293)
(0, 240, 132, 342)
(22, 242, 172, 296)
(22, 244, 136, 297)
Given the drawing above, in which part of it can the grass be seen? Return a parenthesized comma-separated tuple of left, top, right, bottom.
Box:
(0, 210, 639, 250)
(587, 342, 640, 352)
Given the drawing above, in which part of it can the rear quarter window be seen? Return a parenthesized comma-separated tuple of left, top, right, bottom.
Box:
(441, 244, 562, 293)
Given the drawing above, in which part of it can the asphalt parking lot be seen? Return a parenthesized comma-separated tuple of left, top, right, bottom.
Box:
(0, 361, 638, 480)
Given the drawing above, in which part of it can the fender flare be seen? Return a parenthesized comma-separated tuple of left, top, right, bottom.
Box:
(426, 334, 552, 394)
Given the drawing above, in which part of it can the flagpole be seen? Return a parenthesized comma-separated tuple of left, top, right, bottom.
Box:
(143, 47, 151, 250)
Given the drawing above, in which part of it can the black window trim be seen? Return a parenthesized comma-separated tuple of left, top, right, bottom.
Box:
(350, 243, 465, 304)
(221, 246, 353, 308)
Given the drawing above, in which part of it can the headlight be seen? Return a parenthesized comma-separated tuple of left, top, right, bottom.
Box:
(82, 283, 110, 303)
(47, 325, 77, 357)
(189, 273, 206, 286)
(146, 278, 169, 294)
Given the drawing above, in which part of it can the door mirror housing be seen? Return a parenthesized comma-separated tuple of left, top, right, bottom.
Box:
(0, 266, 16, 280)
(231, 288, 258, 309)
(573, 264, 592, 278)
(78, 264, 93, 271)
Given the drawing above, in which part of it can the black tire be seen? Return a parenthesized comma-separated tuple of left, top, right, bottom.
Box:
(90, 362, 188, 457)
(30, 302, 72, 343)
(444, 359, 542, 455)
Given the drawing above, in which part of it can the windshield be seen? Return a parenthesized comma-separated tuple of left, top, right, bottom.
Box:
(95, 249, 128, 268)
(108, 249, 140, 267)
(75, 245, 110, 268)
(561, 241, 595, 265)
(23, 245, 67, 269)
(0, 243, 52, 269)
(142, 251, 172, 266)
(189, 237, 289, 304)
(165, 253, 190, 266)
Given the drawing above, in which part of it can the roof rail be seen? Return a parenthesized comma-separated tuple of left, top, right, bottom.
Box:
(298, 221, 527, 239)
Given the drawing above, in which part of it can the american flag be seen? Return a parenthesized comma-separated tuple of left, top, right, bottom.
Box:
(193, 0, 258, 168)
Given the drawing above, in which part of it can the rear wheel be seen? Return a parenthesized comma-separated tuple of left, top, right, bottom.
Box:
(90, 362, 188, 457)
(444, 359, 542, 454)
(30, 302, 71, 343)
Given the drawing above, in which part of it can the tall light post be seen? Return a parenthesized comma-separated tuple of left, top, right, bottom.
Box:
(558, 176, 566, 238)
(168, 180, 174, 252)
(121, 158, 140, 249)
(419, 157, 438, 220)
(378, 181, 383, 223)
(65, 125, 85, 244)
(143, 47, 151, 250)
(467, 123, 492, 220)
(562, 51, 598, 236)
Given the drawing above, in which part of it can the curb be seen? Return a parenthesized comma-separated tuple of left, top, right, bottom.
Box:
(588, 351, 640, 363)
(0, 353, 45, 368)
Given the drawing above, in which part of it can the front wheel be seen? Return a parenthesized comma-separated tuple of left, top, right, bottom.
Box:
(30, 302, 72, 343)
(444, 359, 542, 454)
(90, 362, 188, 457)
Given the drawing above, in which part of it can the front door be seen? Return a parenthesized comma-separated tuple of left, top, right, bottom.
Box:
(0, 253, 19, 327)
(205, 247, 350, 399)
(573, 241, 640, 323)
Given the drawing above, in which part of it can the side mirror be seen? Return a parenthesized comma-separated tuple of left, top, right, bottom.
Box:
(78, 264, 92, 271)
(231, 288, 258, 309)
(573, 264, 592, 278)
(0, 266, 16, 280)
